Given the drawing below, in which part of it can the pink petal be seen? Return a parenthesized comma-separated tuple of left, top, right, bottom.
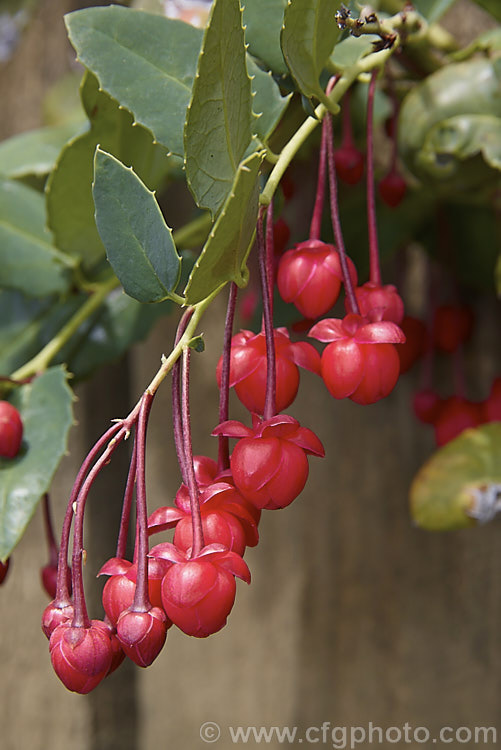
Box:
(97, 558, 132, 577)
(288, 427, 325, 457)
(309, 318, 346, 342)
(148, 506, 186, 534)
(204, 550, 251, 584)
(212, 420, 254, 439)
(149, 543, 187, 564)
(287, 341, 321, 373)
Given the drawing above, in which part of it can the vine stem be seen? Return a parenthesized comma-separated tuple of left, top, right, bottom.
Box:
(258, 204, 276, 420)
(54, 421, 123, 607)
(115, 439, 138, 561)
(132, 392, 154, 613)
(172, 309, 195, 486)
(217, 282, 238, 473)
(9, 214, 211, 384)
(71, 429, 128, 629)
(11, 275, 119, 382)
(367, 69, 382, 286)
(260, 44, 397, 207)
(325, 112, 360, 316)
(181, 347, 204, 557)
(309, 113, 329, 241)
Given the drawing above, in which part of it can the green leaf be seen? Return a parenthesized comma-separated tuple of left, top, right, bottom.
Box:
(247, 57, 291, 143)
(184, 0, 254, 216)
(410, 423, 501, 531)
(188, 335, 205, 353)
(0, 122, 84, 179)
(0, 367, 74, 562)
(242, 0, 288, 76)
(496, 253, 501, 296)
(399, 58, 501, 185)
(46, 72, 172, 273)
(330, 35, 378, 69)
(0, 179, 75, 297)
(418, 114, 501, 175)
(184, 150, 265, 304)
(65, 5, 204, 157)
(281, 0, 341, 111)
(471, 0, 501, 22)
(93, 148, 181, 303)
(412, 0, 457, 22)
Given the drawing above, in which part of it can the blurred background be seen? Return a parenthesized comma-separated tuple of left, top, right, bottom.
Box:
(0, 1, 500, 748)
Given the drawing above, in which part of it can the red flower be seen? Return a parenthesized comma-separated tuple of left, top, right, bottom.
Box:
(277, 239, 357, 319)
(216, 328, 320, 414)
(309, 313, 405, 405)
(149, 543, 250, 638)
(213, 415, 324, 510)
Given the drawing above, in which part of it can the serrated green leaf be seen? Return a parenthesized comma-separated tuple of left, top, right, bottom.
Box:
(412, 0, 457, 22)
(0, 122, 84, 179)
(281, 0, 341, 111)
(184, 150, 264, 304)
(0, 179, 75, 297)
(65, 5, 203, 157)
(410, 423, 501, 531)
(184, 0, 254, 216)
(243, 0, 288, 76)
(330, 35, 378, 69)
(46, 72, 172, 273)
(247, 57, 291, 143)
(0, 367, 74, 561)
(93, 149, 181, 303)
(471, 0, 501, 22)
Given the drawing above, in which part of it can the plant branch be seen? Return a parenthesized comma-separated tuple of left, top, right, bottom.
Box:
(11, 275, 119, 382)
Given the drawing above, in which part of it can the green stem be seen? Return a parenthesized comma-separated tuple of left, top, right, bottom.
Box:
(145, 286, 221, 398)
(11, 275, 120, 381)
(9, 211, 215, 383)
(260, 45, 395, 207)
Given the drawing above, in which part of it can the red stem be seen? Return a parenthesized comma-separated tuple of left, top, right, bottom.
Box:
(132, 392, 154, 613)
(258, 204, 276, 420)
(217, 282, 238, 473)
(367, 70, 382, 286)
(115, 439, 138, 560)
(181, 348, 204, 557)
(325, 112, 360, 316)
(309, 121, 328, 241)
(54, 421, 122, 607)
(71, 430, 127, 628)
(172, 309, 195, 486)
